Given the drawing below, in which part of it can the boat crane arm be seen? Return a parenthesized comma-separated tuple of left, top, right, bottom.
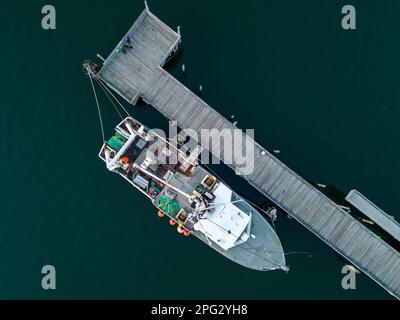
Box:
(132, 164, 192, 200)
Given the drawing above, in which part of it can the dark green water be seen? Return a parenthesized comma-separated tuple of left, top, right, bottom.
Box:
(1, 0, 399, 299)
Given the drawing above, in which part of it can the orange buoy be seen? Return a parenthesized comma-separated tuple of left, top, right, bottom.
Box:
(169, 219, 176, 226)
(183, 230, 190, 237)
(157, 210, 165, 218)
(121, 156, 129, 163)
(177, 225, 184, 233)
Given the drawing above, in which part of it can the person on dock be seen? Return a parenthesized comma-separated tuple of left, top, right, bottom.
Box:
(116, 36, 133, 54)
(116, 46, 126, 54)
(125, 35, 132, 44)
(124, 35, 133, 49)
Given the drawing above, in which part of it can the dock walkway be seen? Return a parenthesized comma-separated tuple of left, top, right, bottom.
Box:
(97, 7, 400, 298)
(346, 190, 400, 242)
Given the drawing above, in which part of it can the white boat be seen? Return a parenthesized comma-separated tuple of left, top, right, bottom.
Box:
(98, 116, 286, 271)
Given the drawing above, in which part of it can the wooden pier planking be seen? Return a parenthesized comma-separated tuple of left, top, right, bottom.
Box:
(98, 9, 181, 102)
(97, 8, 400, 299)
(345, 190, 400, 242)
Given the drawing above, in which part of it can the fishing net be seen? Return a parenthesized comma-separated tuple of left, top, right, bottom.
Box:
(156, 195, 181, 216)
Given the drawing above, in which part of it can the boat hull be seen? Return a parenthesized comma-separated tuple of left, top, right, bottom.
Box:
(191, 195, 286, 271)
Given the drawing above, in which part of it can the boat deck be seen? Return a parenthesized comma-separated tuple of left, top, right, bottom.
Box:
(96, 6, 400, 298)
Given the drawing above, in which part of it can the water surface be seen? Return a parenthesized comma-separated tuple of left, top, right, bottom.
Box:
(0, 0, 399, 299)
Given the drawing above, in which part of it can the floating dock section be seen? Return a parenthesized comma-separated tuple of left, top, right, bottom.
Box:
(346, 190, 400, 242)
(96, 6, 400, 298)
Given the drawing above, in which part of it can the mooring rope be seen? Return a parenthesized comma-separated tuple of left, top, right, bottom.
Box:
(94, 76, 123, 120)
(92, 72, 132, 118)
(89, 74, 105, 143)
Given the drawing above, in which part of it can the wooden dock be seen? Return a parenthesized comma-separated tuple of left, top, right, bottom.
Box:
(346, 190, 400, 242)
(97, 6, 400, 299)
(98, 8, 181, 104)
